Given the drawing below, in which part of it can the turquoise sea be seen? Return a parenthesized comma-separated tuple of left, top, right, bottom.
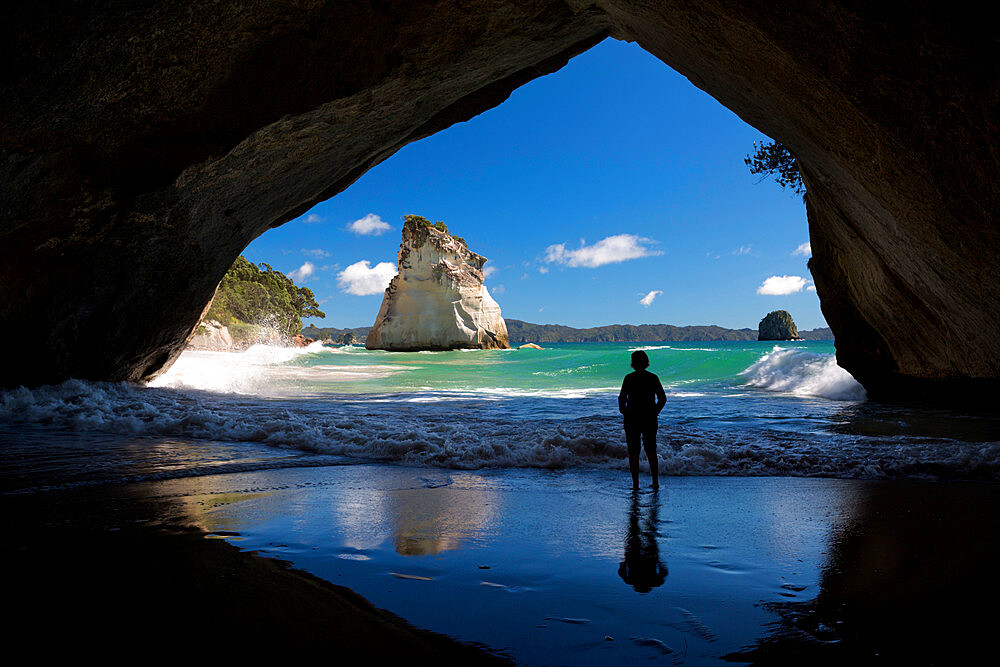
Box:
(3, 339, 999, 492)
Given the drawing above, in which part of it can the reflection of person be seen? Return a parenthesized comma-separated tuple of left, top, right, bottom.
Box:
(618, 493, 668, 592)
(618, 350, 666, 490)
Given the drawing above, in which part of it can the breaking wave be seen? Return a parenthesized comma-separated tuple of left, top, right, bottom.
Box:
(5, 341, 999, 489)
(741, 346, 866, 401)
(2, 375, 997, 484)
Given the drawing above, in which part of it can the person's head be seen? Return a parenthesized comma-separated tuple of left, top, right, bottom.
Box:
(630, 350, 650, 370)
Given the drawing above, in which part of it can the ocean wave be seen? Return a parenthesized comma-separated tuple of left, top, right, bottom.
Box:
(740, 346, 866, 401)
(147, 343, 406, 394)
(3, 379, 997, 482)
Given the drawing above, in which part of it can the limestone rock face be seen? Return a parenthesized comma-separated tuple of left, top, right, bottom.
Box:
(758, 311, 801, 341)
(366, 220, 509, 351)
(3, 2, 999, 402)
(187, 320, 234, 351)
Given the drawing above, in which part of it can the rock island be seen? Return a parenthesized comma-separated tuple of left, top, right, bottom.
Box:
(366, 216, 510, 351)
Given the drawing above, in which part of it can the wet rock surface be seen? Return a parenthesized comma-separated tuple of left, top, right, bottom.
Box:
(2, 1, 998, 402)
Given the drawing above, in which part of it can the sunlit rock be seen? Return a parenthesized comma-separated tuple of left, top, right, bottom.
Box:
(186, 320, 234, 351)
(366, 217, 510, 351)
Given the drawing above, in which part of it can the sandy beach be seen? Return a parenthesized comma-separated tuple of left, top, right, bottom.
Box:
(5, 463, 999, 664)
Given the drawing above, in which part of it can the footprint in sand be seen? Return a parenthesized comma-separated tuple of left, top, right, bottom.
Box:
(673, 607, 717, 642)
(631, 637, 675, 654)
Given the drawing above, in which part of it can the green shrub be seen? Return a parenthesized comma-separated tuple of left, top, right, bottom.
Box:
(404, 214, 432, 228)
(206, 256, 325, 338)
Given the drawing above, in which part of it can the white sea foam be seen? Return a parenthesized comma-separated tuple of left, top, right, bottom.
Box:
(741, 346, 866, 401)
(147, 343, 404, 394)
(3, 376, 997, 483)
(6, 342, 998, 487)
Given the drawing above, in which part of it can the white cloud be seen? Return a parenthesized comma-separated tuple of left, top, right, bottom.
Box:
(337, 260, 397, 295)
(491, 284, 506, 295)
(807, 284, 817, 292)
(287, 262, 315, 283)
(793, 242, 812, 256)
(483, 265, 498, 278)
(347, 213, 391, 236)
(732, 245, 754, 256)
(538, 266, 549, 274)
(639, 290, 662, 307)
(544, 234, 660, 268)
(302, 248, 330, 258)
(305, 213, 323, 224)
(757, 275, 807, 295)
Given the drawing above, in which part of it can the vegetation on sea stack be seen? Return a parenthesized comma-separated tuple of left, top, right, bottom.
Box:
(206, 256, 325, 341)
(404, 214, 448, 234)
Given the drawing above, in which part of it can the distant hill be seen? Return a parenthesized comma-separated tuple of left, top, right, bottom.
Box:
(798, 327, 834, 340)
(303, 320, 833, 344)
(302, 324, 372, 342)
(505, 320, 757, 343)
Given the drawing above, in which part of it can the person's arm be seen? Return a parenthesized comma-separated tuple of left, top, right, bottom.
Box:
(654, 376, 666, 415)
(619, 377, 628, 414)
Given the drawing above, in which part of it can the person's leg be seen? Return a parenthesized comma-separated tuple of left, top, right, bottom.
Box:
(625, 422, 641, 489)
(644, 421, 659, 489)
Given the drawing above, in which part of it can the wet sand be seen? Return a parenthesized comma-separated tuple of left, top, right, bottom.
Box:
(4, 465, 1000, 665)
(1, 482, 507, 664)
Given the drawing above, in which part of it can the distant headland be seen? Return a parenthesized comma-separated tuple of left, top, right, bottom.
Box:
(304, 320, 833, 345)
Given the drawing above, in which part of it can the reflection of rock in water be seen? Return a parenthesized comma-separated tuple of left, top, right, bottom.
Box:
(618, 493, 668, 593)
(725, 481, 1000, 664)
(327, 475, 500, 556)
(389, 484, 498, 556)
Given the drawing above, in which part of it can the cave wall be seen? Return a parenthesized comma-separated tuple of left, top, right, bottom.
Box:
(2, 1, 998, 402)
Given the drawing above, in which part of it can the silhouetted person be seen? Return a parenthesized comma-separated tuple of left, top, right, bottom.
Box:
(619, 350, 666, 490)
(618, 492, 668, 592)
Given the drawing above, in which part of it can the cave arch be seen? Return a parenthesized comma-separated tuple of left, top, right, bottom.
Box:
(2, 1, 998, 402)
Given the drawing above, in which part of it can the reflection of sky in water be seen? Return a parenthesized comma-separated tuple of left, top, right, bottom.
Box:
(141, 466, 873, 664)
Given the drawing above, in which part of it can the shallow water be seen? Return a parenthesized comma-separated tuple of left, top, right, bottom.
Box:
(129, 465, 1000, 665)
(141, 466, 856, 664)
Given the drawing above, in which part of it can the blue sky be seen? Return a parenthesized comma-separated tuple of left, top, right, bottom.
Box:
(244, 39, 824, 331)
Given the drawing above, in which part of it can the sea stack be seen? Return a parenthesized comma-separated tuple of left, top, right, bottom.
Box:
(758, 310, 802, 341)
(366, 216, 510, 351)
